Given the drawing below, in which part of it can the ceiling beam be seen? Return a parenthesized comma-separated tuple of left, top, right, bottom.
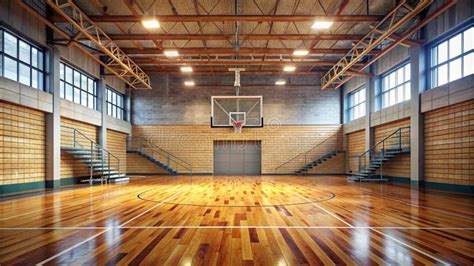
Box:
(121, 48, 379, 55)
(49, 14, 383, 23)
(74, 34, 365, 41)
(140, 70, 327, 75)
(132, 59, 365, 66)
(140, 69, 372, 76)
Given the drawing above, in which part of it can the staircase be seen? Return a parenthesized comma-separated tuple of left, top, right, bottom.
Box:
(127, 137, 192, 176)
(348, 126, 410, 182)
(61, 126, 127, 184)
(276, 132, 343, 175)
(296, 151, 343, 175)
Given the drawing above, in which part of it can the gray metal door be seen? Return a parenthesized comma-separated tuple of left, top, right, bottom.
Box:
(214, 140, 261, 175)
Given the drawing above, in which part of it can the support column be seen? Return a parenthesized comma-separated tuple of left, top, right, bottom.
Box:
(410, 46, 425, 188)
(365, 67, 376, 154)
(97, 78, 107, 148)
(45, 47, 61, 188)
(125, 87, 131, 123)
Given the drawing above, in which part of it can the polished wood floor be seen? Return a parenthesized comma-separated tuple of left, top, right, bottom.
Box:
(0, 175, 473, 265)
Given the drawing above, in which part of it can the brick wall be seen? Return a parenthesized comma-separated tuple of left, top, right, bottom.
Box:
(106, 129, 127, 174)
(126, 153, 168, 175)
(132, 74, 341, 125)
(346, 130, 365, 174)
(0, 101, 46, 186)
(132, 125, 342, 174)
(424, 100, 474, 185)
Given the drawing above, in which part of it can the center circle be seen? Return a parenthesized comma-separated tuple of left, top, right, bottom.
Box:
(138, 176, 335, 207)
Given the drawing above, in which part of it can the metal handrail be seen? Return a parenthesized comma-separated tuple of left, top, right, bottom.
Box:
(61, 125, 121, 184)
(127, 137, 193, 175)
(357, 126, 410, 173)
(275, 132, 342, 173)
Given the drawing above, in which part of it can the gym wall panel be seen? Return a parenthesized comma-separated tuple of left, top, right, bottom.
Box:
(374, 118, 411, 178)
(347, 130, 365, 174)
(58, 45, 100, 78)
(0, 0, 47, 45)
(424, 100, 474, 186)
(60, 117, 98, 179)
(132, 125, 342, 174)
(106, 129, 127, 174)
(126, 153, 168, 175)
(0, 101, 46, 186)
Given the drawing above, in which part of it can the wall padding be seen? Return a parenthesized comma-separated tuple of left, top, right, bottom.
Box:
(106, 129, 127, 174)
(60, 117, 98, 179)
(132, 125, 342, 174)
(0, 101, 46, 185)
(424, 100, 474, 185)
(347, 130, 365, 174)
(374, 118, 411, 178)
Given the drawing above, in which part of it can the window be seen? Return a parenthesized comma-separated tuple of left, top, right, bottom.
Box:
(0, 28, 45, 90)
(106, 87, 125, 120)
(431, 26, 474, 87)
(381, 63, 411, 109)
(346, 87, 366, 122)
(59, 62, 97, 110)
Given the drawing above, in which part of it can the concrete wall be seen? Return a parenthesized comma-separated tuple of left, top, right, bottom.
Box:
(132, 74, 341, 125)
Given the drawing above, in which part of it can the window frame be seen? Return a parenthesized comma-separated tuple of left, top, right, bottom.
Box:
(380, 62, 411, 109)
(346, 86, 366, 122)
(106, 86, 125, 120)
(0, 27, 46, 90)
(59, 61, 97, 110)
(429, 25, 474, 88)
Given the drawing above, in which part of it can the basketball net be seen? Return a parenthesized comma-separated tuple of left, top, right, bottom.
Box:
(231, 120, 245, 134)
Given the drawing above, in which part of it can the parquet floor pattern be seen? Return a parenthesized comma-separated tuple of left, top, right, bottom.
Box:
(0, 175, 473, 265)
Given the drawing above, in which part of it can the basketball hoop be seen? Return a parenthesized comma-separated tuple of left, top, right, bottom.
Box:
(231, 121, 245, 133)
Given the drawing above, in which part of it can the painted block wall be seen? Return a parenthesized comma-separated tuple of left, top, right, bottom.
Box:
(132, 74, 341, 125)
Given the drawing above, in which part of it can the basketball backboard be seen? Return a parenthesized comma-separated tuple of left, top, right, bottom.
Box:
(211, 96, 263, 127)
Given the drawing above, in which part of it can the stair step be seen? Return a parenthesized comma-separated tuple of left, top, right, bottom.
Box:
(110, 177, 130, 183)
(102, 171, 120, 176)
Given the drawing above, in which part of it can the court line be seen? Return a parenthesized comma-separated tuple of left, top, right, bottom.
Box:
(310, 201, 450, 265)
(312, 203, 354, 227)
(0, 176, 181, 221)
(37, 184, 189, 265)
(371, 228, 450, 265)
(1, 226, 472, 230)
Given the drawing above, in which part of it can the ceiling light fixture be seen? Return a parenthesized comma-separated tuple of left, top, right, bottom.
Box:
(181, 66, 193, 72)
(164, 50, 179, 57)
(293, 50, 309, 56)
(142, 18, 160, 29)
(283, 66, 296, 72)
(311, 21, 333, 29)
(184, 81, 195, 86)
(275, 80, 286, 85)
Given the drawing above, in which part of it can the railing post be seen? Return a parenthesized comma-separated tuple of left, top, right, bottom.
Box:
(90, 143, 93, 185)
(73, 129, 76, 147)
(108, 152, 110, 183)
(358, 156, 361, 172)
(117, 157, 120, 180)
(399, 129, 402, 150)
(101, 147, 104, 184)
